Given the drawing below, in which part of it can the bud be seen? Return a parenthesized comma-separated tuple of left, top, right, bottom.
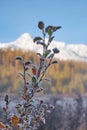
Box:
(4, 95, 9, 103)
(40, 100, 44, 104)
(38, 21, 44, 30)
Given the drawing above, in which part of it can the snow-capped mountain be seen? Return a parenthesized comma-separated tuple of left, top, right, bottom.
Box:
(0, 33, 87, 62)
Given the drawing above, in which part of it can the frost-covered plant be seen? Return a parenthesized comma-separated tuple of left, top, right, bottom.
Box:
(0, 21, 61, 130)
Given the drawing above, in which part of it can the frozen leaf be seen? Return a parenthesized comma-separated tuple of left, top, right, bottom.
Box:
(25, 66, 29, 71)
(46, 110, 51, 114)
(5, 125, 11, 129)
(51, 60, 58, 64)
(40, 57, 45, 62)
(38, 21, 44, 30)
(25, 60, 32, 66)
(4, 94, 9, 103)
(18, 72, 24, 78)
(16, 104, 22, 109)
(49, 104, 55, 110)
(12, 115, 19, 126)
(17, 125, 22, 130)
(3, 107, 6, 112)
(32, 76, 37, 83)
(27, 108, 32, 114)
(36, 53, 42, 57)
(44, 104, 48, 109)
(24, 101, 31, 108)
(43, 78, 51, 82)
(30, 99, 34, 103)
(53, 47, 60, 54)
(33, 37, 43, 42)
(48, 53, 54, 59)
(40, 100, 44, 104)
(40, 117, 46, 124)
(26, 91, 31, 98)
(44, 50, 51, 58)
(37, 41, 46, 47)
(45, 26, 53, 35)
(32, 67, 37, 75)
(15, 56, 23, 61)
(27, 72, 32, 78)
(36, 87, 43, 92)
(33, 81, 39, 88)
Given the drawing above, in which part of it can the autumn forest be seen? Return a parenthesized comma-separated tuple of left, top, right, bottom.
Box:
(0, 48, 87, 96)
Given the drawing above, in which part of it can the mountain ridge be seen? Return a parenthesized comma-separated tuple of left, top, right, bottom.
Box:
(0, 33, 87, 62)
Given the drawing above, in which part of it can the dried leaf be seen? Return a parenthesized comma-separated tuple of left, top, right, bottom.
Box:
(3, 107, 6, 112)
(32, 67, 37, 75)
(12, 115, 19, 126)
(0, 122, 6, 128)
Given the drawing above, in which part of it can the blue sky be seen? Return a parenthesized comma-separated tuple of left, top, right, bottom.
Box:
(0, 0, 87, 44)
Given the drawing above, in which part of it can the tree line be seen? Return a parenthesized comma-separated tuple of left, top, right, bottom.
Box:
(0, 48, 87, 95)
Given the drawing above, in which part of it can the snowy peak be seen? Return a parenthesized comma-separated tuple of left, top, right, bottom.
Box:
(0, 33, 87, 62)
(13, 33, 34, 50)
(15, 33, 33, 43)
